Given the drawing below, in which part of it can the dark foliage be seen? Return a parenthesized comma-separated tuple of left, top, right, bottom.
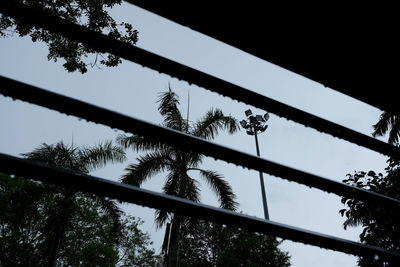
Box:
(7, 140, 127, 266)
(178, 219, 291, 267)
(340, 158, 400, 266)
(118, 88, 239, 226)
(118, 87, 239, 266)
(0, 173, 156, 266)
(372, 112, 400, 145)
(0, 0, 138, 73)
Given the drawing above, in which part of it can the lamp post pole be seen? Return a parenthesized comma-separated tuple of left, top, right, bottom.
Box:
(240, 109, 270, 220)
(253, 124, 270, 220)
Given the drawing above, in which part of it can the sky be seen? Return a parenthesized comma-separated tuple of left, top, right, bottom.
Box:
(0, 3, 392, 266)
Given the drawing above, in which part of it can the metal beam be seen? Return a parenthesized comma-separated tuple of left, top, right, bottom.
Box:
(1, 153, 399, 262)
(0, 1, 399, 160)
(1, 76, 399, 211)
(124, 1, 400, 117)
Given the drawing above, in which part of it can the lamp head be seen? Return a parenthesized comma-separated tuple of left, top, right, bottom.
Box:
(245, 109, 253, 117)
(240, 120, 248, 128)
(246, 130, 255, 135)
(260, 125, 268, 132)
(255, 115, 263, 122)
(263, 113, 270, 122)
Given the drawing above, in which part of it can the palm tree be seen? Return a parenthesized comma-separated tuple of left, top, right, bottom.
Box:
(117, 88, 239, 267)
(21, 140, 126, 267)
(372, 111, 400, 145)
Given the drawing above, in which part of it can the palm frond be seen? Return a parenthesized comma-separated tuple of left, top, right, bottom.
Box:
(116, 134, 170, 152)
(79, 140, 126, 172)
(191, 108, 239, 140)
(197, 169, 238, 211)
(187, 152, 204, 168)
(21, 142, 79, 170)
(164, 171, 201, 202)
(155, 209, 170, 229)
(372, 113, 389, 134)
(121, 151, 171, 186)
(154, 172, 181, 227)
(21, 143, 56, 163)
(372, 112, 400, 145)
(181, 174, 200, 203)
(343, 216, 364, 230)
(372, 112, 392, 137)
(176, 149, 204, 170)
(156, 172, 200, 227)
(157, 86, 185, 131)
(162, 171, 180, 197)
(89, 194, 123, 236)
(388, 116, 400, 145)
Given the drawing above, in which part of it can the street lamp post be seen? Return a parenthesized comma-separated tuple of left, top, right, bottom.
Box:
(240, 109, 270, 220)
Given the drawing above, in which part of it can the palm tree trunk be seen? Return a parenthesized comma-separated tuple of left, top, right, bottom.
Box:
(46, 191, 74, 267)
(166, 214, 182, 267)
(46, 222, 66, 267)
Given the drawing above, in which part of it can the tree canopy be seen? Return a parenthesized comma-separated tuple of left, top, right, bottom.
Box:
(340, 110, 400, 266)
(178, 219, 291, 267)
(0, 0, 138, 73)
(21, 140, 127, 266)
(0, 173, 157, 266)
(340, 159, 400, 266)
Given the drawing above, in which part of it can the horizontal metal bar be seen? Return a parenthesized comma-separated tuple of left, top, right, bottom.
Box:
(0, 153, 399, 261)
(0, 1, 399, 160)
(1, 75, 400, 212)
(125, 1, 400, 118)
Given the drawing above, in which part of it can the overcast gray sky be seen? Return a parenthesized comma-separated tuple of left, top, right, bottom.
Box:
(0, 3, 391, 266)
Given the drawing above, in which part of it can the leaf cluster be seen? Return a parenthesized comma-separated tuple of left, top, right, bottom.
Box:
(0, 0, 139, 73)
(0, 173, 156, 266)
(372, 112, 400, 145)
(178, 219, 291, 267)
(21, 140, 126, 173)
(340, 159, 400, 266)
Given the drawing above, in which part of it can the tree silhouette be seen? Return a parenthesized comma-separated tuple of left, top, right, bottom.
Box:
(22, 140, 126, 267)
(0, 173, 157, 266)
(0, 0, 138, 73)
(178, 219, 291, 267)
(341, 111, 400, 266)
(372, 111, 400, 145)
(118, 87, 239, 266)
